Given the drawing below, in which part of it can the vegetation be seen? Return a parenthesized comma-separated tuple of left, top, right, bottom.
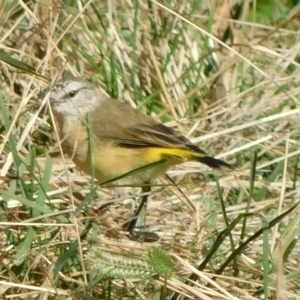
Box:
(0, 0, 300, 299)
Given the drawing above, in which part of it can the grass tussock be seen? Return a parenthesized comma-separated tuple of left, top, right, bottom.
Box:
(1, 0, 300, 299)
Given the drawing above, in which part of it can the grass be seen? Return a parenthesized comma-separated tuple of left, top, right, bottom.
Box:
(1, 0, 300, 299)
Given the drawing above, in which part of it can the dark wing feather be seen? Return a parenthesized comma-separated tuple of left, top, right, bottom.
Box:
(90, 98, 206, 155)
(117, 124, 206, 155)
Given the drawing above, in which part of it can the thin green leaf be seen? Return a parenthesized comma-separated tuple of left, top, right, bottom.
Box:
(13, 227, 36, 266)
(0, 50, 48, 79)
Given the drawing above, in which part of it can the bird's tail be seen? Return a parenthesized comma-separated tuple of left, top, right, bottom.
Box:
(144, 147, 233, 170)
(193, 154, 233, 170)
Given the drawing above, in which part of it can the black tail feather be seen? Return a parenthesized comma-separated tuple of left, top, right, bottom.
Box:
(197, 155, 233, 170)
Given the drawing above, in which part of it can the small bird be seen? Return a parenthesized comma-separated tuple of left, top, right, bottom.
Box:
(49, 77, 232, 240)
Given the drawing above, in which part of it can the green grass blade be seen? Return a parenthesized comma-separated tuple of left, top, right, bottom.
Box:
(13, 227, 36, 266)
(0, 50, 47, 78)
(31, 153, 52, 218)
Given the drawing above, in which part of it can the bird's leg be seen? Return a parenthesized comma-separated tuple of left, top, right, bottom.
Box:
(126, 185, 159, 242)
(126, 185, 150, 237)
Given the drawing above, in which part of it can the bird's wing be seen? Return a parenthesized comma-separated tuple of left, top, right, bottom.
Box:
(90, 98, 206, 155)
(115, 123, 206, 155)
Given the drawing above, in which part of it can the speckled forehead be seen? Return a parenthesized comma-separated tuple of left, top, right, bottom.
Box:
(51, 79, 71, 92)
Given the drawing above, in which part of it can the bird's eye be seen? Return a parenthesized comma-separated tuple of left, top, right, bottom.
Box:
(69, 90, 77, 97)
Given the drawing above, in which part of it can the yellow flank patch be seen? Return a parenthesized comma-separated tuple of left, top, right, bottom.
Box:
(145, 147, 194, 162)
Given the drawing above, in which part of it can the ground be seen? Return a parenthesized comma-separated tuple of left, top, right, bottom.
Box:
(0, 1, 300, 299)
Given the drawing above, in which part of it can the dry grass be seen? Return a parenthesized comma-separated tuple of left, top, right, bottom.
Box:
(1, 0, 300, 299)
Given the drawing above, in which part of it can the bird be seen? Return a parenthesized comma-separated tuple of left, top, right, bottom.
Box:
(49, 77, 233, 240)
